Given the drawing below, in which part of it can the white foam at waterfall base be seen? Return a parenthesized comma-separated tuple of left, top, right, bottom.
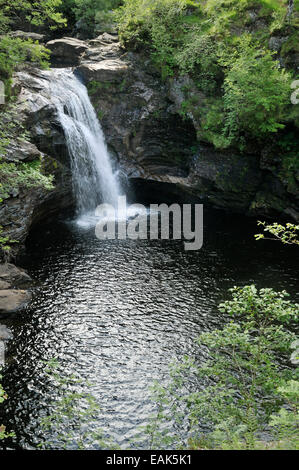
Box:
(75, 205, 151, 230)
(49, 68, 123, 221)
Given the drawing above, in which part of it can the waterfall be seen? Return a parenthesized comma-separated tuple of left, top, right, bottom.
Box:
(49, 69, 121, 220)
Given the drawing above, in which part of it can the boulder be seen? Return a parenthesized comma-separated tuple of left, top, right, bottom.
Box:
(0, 263, 32, 287)
(0, 290, 32, 315)
(101, 32, 119, 43)
(13, 69, 69, 160)
(9, 30, 45, 42)
(46, 37, 88, 66)
(77, 59, 129, 84)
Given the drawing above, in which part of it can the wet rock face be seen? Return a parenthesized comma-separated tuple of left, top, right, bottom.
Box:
(188, 146, 263, 212)
(1, 30, 297, 256)
(0, 324, 12, 340)
(0, 179, 72, 252)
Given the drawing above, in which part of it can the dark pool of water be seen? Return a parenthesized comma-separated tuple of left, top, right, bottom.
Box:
(0, 206, 298, 449)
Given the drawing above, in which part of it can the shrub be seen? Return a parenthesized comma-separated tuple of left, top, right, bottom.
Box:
(38, 359, 116, 450)
(71, 0, 121, 37)
(147, 285, 299, 450)
(175, 31, 220, 91)
(255, 221, 299, 245)
(116, 0, 190, 51)
(221, 41, 292, 148)
(116, 0, 294, 151)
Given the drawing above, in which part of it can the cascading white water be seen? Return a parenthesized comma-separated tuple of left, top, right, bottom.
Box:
(49, 69, 121, 220)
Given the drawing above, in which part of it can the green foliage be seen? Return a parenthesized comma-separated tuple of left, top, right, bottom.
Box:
(146, 1, 189, 80)
(255, 221, 299, 245)
(175, 32, 220, 94)
(116, 0, 191, 52)
(0, 103, 31, 157)
(0, 1, 64, 98)
(0, 10, 10, 34)
(38, 359, 117, 450)
(277, 131, 299, 187)
(55, 0, 77, 30)
(116, 0, 295, 151)
(97, 109, 104, 120)
(146, 286, 298, 450)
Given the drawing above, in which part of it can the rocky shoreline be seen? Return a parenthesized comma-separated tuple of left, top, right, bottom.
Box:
(0, 263, 32, 316)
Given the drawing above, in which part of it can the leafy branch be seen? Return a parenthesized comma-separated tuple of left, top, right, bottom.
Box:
(255, 221, 299, 246)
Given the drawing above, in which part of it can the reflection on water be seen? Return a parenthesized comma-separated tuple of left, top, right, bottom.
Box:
(0, 207, 298, 449)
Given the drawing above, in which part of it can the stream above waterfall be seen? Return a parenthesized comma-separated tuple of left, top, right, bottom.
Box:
(0, 206, 298, 449)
